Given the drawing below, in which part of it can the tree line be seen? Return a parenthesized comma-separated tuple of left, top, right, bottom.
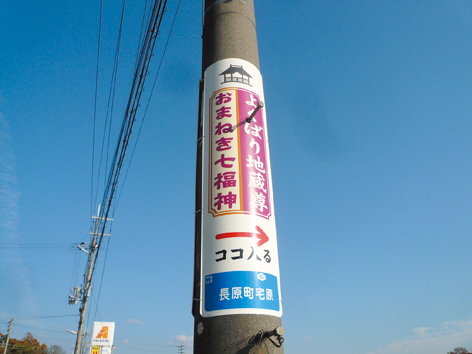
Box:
(0, 332, 65, 354)
(448, 348, 471, 354)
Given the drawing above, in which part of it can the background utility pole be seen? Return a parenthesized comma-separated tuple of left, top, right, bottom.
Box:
(193, 0, 284, 353)
(74, 208, 102, 354)
(4, 319, 13, 354)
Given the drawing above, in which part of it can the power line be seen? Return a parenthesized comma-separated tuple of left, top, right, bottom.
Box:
(0, 244, 77, 251)
(115, 345, 177, 354)
(0, 315, 79, 320)
(73, 2, 170, 354)
(92, 0, 169, 269)
(92, 0, 127, 214)
(91, 0, 104, 217)
(92, 235, 111, 323)
(114, 0, 183, 210)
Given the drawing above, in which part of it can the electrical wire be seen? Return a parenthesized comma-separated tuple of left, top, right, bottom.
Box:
(103, 0, 128, 197)
(134, 0, 150, 74)
(80, 0, 170, 336)
(91, 0, 104, 216)
(114, 0, 183, 210)
(92, 235, 111, 322)
(94, 0, 169, 254)
(0, 315, 79, 320)
(70, 248, 81, 290)
(0, 244, 77, 251)
(93, 0, 127, 212)
(113, 346, 177, 354)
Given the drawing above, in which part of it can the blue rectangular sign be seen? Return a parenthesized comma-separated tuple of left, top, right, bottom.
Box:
(205, 271, 279, 312)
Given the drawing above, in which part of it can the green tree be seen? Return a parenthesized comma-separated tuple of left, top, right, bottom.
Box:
(47, 346, 65, 354)
(447, 348, 469, 354)
(4, 332, 48, 354)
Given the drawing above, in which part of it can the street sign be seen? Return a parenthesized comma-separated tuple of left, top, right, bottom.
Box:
(200, 58, 282, 318)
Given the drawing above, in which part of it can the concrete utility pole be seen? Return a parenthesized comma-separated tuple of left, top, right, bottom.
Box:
(74, 208, 104, 354)
(4, 318, 14, 354)
(193, 1, 284, 353)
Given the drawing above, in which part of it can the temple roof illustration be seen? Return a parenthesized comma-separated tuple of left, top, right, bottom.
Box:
(219, 64, 252, 86)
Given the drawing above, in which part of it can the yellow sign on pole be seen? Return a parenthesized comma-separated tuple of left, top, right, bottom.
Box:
(91, 346, 100, 354)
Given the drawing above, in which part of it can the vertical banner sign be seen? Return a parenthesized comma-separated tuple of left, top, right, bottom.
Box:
(200, 58, 282, 317)
(91, 322, 115, 347)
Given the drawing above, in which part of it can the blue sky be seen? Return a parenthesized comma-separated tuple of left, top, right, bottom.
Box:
(1, 0, 472, 353)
